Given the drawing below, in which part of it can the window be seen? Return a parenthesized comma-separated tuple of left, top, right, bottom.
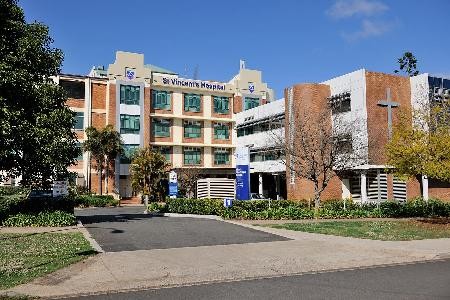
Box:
(152, 90, 171, 110)
(184, 120, 202, 138)
(76, 142, 83, 160)
(237, 126, 254, 137)
(329, 92, 351, 114)
(335, 134, 353, 154)
(213, 96, 229, 114)
(152, 118, 171, 137)
(153, 146, 171, 162)
(60, 80, 85, 99)
(120, 85, 140, 105)
(74, 112, 84, 130)
(184, 93, 201, 112)
(184, 147, 201, 165)
(244, 97, 260, 110)
(120, 114, 140, 134)
(214, 123, 230, 139)
(214, 148, 230, 165)
(121, 144, 139, 164)
(250, 149, 284, 162)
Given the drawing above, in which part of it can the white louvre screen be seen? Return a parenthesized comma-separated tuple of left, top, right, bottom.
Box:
(393, 177, 407, 202)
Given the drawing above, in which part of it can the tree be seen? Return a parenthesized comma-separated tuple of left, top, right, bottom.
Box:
(386, 102, 450, 196)
(83, 125, 123, 195)
(271, 103, 365, 213)
(174, 168, 203, 198)
(0, 0, 79, 187)
(394, 52, 419, 76)
(130, 147, 170, 202)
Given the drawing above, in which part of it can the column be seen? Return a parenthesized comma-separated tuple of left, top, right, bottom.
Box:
(422, 175, 429, 202)
(258, 173, 263, 196)
(361, 172, 367, 203)
(275, 174, 280, 200)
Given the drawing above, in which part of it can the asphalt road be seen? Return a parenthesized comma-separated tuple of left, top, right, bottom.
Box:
(72, 259, 450, 300)
(75, 207, 288, 252)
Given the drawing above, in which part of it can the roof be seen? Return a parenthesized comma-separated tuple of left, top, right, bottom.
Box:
(144, 64, 177, 75)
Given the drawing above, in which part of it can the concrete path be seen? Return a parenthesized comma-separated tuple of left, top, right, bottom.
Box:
(6, 212, 450, 298)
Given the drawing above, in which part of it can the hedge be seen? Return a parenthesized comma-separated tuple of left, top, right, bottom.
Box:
(2, 211, 76, 227)
(0, 194, 75, 222)
(161, 198, 450, 220)
(74, 195, 118, 208)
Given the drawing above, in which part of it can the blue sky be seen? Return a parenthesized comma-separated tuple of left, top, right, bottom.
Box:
(21, 0, 450, 98)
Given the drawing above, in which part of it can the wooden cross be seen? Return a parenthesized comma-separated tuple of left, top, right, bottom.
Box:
(377, 88, 399, 140)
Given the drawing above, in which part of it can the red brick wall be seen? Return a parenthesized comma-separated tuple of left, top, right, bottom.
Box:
(91, 83, 106, 109)
(91, 113, 106, 129)
(365, 71, 411, 165)
(285, 83, 341, 200)
(233, 96, 242, 114)
(108, 83, 116, 126)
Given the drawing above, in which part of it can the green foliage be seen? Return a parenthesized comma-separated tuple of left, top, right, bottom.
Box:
(0, 0, 79, 187)
(130, 147, 170, 201)
(0, 186, 29, 196)
(394, 51, 419, 76)
(0, 232, 94, 289)
(0, 194, 75, 222)
(74, 195, 118, 208)
(83, 125, 124, 195)
(387, 104, 450, 182)
(2, 211, 76, 227)
(163, 198, 450, 220)
(147, 202, 166, 212)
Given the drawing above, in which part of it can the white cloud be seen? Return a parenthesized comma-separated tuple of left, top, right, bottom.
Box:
(342, 19, 392, 41)
(327, 0, 388, 19)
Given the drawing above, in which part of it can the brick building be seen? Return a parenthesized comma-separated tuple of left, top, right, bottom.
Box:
(286, 69, 450, 202)
(56, 51, 273, 197)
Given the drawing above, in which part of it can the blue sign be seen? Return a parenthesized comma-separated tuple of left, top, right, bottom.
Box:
(249, 83, 255, 93)
(236, 165, 250, 200)
(126, 68, 135, 80)
(224, 198, 233, 208)
(169, 182, 178, 197)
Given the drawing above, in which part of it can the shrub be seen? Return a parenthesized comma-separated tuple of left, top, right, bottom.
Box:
(74, 195, 118, 208)
(2, 211, 76, 227)
(0, 195, 75, 222)
(161, 197, 450, 220)
(0, 186, 30, 196)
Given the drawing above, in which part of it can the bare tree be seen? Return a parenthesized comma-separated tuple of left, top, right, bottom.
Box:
(174, 167, 203, 198)
(269, 101, 366, 211)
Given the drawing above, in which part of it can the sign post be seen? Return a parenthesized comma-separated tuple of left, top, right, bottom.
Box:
(235, 147, 250, 200)
(169, 171, 178, 199)
(52, 181, 68, 198)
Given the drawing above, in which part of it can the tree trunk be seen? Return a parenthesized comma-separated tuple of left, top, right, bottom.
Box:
(314, 183, 320, 219)
(105, 158, 109, 195)
(98, 166, 102, 196)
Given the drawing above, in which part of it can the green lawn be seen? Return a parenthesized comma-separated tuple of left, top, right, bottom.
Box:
(0, 232, 96, 289)
(268, 219, 450, 241)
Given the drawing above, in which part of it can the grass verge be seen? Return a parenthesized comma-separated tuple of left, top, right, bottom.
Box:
(267, 219, 450, 241)
(0, 232, 96, 290)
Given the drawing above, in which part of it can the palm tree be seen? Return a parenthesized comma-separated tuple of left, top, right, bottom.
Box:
(83, 125, 123, 195)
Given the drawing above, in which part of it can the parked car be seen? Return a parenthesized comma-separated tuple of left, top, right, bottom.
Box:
(250, 193, 270, 200)
(27, 190, 53, 199)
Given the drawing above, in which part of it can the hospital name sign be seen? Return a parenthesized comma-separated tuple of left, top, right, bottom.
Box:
(160, 77, 226, 91)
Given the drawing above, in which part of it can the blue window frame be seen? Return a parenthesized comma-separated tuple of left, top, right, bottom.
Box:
(120, 114, 140, 134)
(184, 120, 202, 138)
(120, 85, 140, 105)
(213, 96, 229, 114)
(120, 144, 139, 164)
(184, 93, 201, 112)
(214, 148, 230, 165)
(244, 97, 260, 110)
(153, 146, 171, 162)
(152, 118, 171, 137)
(184, 147, 201, 165)
(214, 123, 230, 140)
(152, 90, 171, 110)
(74, 112, 84, 130)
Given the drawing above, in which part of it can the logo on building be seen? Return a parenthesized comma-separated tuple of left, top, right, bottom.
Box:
(125, 68, 136, 80)
(248, 83, 255, 93)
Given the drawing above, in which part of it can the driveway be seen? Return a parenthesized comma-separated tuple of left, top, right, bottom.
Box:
(75, 207, 288, 252)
